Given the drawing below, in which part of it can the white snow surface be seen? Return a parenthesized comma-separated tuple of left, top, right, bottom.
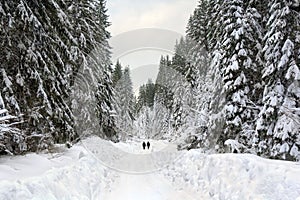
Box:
(0, 136, 300, 200)
(0, 141, 115, 200)
(162, 150, 300, 200)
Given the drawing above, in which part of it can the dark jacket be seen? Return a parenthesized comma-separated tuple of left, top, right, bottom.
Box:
(142, 142, 146, 149)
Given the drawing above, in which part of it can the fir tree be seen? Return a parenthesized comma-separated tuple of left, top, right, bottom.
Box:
(255, 0, 300, 160)
(112, 60, 123, 87)
(214, 0, 263, 151)
(114, 66, 135, 140)
(0, 0, 116, 153)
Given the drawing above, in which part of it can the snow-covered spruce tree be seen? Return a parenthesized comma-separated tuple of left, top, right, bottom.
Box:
(145, 79, 156, 108)
(0, 0, 75, 150)
(86, 0, 116, 139)
(249, 0, 269, 30)
(0, 0, 116, 153)
(186, 0, 230, 150)
(135, 79, 167, 139)
(150, 102, 170, 139)
(213, 0, 264, 152)
(69, 0, 116, 139)
(134, 98, 170, 140)
(152, 56, 175, 139)
(112, 60, 123, 87)
(187, 0, 213, 52)
(153, 37, 200, 142)
(148, 103, 170, 139)
(153, 35, 209, 143)
(172, 38, 196, 87)
(170, 38, 196, 132)
(136, 79, 156, 113)
(185, 0, 218, 149)
(255, 0, 300, 160)
(155, 56, 174, 111)
(135, 85, 146, 114)
(114, 66, 135, 140)
(206, 0, 225, 51)
(133, 106, 150, 139)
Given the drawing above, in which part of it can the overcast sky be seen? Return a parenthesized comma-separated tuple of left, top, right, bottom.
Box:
(106, 0, 197, 35)
(106, 0, 197, 93)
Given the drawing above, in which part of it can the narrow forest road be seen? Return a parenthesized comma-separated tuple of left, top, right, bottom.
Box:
(81, 137, 196, 200)
(102, 171, 196, 200)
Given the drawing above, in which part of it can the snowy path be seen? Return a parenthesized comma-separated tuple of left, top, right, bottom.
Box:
(81, 137, 184, 174)
(1, 136, 300, 200)
(102, 172, 196, 200)
(82, 137, 196, 200)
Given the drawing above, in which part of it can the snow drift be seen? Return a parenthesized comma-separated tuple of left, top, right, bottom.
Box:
(163, 150, 300, 200)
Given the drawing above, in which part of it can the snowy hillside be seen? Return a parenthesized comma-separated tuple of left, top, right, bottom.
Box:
(1, 137, 300, 200)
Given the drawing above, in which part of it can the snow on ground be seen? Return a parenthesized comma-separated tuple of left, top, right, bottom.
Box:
(0, 145, 80, 181)
(102, 171, 196, 200)
(81, 137, 181, 174)
(99, 138, 196, 200)
(0, 140, 115, 200)
(162, 150, 300, 200)
(1, 136, 300, 200)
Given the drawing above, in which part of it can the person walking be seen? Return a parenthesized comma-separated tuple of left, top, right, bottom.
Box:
(147, 141, 150, 149)
(142, 141, 146, 150)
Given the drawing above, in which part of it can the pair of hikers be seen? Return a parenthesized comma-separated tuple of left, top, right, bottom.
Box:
(142, 141, 150, 150)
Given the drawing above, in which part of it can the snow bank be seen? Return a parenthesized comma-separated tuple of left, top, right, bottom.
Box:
(0, 141, 113, 200)
(163, 150, 300, 200)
